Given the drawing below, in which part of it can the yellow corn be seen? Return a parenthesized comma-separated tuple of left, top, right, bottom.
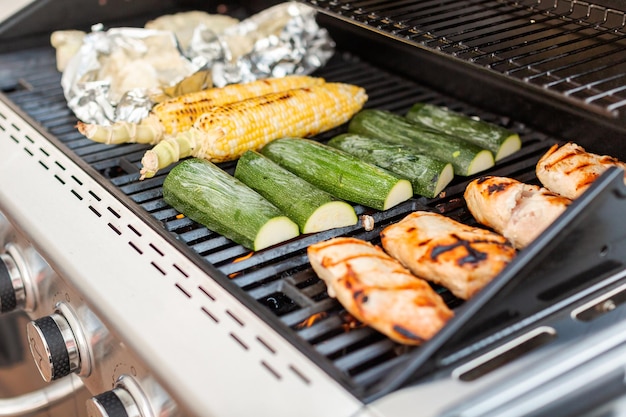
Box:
(76, 75, 326, 145)
(139, 82, 368, 179)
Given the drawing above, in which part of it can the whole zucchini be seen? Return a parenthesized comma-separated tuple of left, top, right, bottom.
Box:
(406, 103, 521, 161)
(260, 138, 413, 211)
(328, 133, 454, 198)
(163, 158, 299, 251)
(234, 150, 358, 234)
(348, 109, 494, 176)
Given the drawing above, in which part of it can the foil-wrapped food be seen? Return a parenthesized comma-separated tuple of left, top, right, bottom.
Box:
(53, 2, 335, 126)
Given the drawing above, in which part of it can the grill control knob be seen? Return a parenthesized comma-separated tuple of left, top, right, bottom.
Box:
(26, 313, 81, 381)
(86, 388, 141, 417)
(86, 375, 156, 417)
(0, 252, 25, 313)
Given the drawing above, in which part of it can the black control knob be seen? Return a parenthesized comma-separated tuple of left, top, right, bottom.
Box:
(0, 253, 24, 313)
(86, 388, 142, 417)
(26, 313, 81, 381)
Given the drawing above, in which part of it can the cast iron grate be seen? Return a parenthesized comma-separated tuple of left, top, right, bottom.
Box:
(306, 0, 626, 123)
(0, 45, 556, 391)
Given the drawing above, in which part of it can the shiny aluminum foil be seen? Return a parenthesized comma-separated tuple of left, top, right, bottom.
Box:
(61, 24, 200, 125)
(60, 2, 335, 126)
(188, 2, 335, 87)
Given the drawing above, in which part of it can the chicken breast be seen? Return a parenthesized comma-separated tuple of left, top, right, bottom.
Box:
(464, 176, 571, 250)
(307, 237, 453, 345)
(380, 211, 516, 300)
(536, 142, 626, 199)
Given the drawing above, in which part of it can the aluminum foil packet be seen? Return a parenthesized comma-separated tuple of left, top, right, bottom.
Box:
(188, 2, 335, 87)
(57, 2, 335, 126)
(60, 25, 201, 125)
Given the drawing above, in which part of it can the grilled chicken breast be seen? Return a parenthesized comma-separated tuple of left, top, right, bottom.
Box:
(381, 211, 516, 300)
(536, 142, 626, 199)
(307, 237, 453, 345)
(464, 176, 571, 250)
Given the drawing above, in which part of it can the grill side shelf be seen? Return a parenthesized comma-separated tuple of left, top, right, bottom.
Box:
(366, 167, 626, 400)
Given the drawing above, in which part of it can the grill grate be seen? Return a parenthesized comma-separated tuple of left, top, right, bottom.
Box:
(0, 44, 557, 395)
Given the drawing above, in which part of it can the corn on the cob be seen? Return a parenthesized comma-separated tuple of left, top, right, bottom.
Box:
(76, 75, 326, 145)
(139, 82, 368, 179)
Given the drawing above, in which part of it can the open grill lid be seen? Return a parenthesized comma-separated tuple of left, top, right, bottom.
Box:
(1, 0, 626, 403)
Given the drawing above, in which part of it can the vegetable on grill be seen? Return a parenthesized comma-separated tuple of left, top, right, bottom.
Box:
(348, 109, 495, 176)
(260, 138, 413, 211)
(308, 236, 454, 345)
(162, 158, 299, 251)
(76, 75, 326, 145)
(328, 133, 454, 198)
(406, 103, 521, 161)
(234, 151, 358, 234)
(139, 82, 368, 179)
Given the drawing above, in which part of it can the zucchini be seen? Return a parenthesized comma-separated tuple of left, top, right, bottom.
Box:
(163, 158, 299, 251)
(348, 109, 494, 176)
(260, 138, 413, 210)
(406, 103, 521, 161)
(234, 150, 358, 234)
(328, 133, 454, 198)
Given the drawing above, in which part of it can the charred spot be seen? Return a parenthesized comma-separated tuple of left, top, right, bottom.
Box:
(393, 325, 425, 342)
(343, 264, 360, 289)
(430, 235, 488, 266)
(487, 182, 509, 194)
(476, 176, 489, 184)
(418, 238, 432, 247)
(353, 289, 368, 303)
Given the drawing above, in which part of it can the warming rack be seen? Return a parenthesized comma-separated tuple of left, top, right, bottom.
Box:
(306, 0, 626, 152)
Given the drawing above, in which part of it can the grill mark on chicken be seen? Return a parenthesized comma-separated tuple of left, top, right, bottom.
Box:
(541, 146, 579, 170)
(321, 249, 391, 269)
(486, 181, 509, 194)
(353, 289, 368, 303)
(430, 237, 489, 266)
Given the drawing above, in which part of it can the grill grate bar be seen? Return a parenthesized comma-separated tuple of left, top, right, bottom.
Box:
(453, 19, 581, 58)
(507, 30, 626, 75)
(433, 11, 555, 48)
(486, 28, 606, 73)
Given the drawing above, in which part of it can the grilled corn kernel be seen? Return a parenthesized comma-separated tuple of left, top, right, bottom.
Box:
(77, 75, 326, 145)
(139, 82, 368, 179)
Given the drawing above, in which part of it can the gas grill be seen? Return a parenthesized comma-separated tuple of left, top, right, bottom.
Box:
(1, 1, 626, 416)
